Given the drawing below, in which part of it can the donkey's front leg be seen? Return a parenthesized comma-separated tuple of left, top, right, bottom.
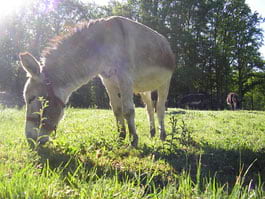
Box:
(101, 78, 126, 139)
(118, 78, 138, 147)
(124, 106, 138, 147)
(109, 94, 126, 139)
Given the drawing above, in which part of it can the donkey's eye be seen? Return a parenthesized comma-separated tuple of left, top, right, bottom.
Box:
(28, 96, 36, 104)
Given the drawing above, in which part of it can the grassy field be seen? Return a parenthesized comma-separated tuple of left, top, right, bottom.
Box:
(1, 106, 265, 198)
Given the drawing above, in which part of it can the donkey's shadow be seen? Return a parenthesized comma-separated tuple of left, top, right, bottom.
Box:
(140, 141, 265, 189)
(36, 144, 169, 194)
(35, 133, 265, 193)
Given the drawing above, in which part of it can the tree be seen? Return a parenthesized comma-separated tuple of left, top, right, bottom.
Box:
(0, 0, 264, 109)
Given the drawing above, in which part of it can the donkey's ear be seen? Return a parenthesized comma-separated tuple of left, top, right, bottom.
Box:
(19, 52, 41, 80)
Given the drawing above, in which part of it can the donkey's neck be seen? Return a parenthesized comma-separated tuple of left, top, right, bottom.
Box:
(41, 20, 107, 104)
(42, 59, 103, 104)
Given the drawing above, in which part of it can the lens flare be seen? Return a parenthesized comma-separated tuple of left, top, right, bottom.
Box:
(0, 0, 33, 20)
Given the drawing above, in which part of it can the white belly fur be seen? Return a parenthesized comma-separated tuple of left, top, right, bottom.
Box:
(133, 66, 172, 93)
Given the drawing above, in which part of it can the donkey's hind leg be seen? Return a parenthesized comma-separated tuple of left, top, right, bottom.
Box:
(140, 92, 156, 137)
(157, 80, 170, 141)
(101, 78, 126, 139)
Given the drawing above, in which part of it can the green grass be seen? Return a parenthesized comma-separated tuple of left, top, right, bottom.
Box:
(0, 106, 265, 198)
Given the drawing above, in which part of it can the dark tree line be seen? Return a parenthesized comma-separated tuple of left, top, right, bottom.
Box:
(0, 0, 264, 109)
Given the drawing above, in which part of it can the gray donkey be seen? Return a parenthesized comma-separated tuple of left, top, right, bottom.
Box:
(19, 16, 175, 147)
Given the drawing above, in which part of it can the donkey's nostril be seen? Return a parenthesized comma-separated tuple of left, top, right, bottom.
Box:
(38, 136, 49, 144)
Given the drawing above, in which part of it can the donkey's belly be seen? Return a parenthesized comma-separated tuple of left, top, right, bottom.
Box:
(133, 66, 172, 92)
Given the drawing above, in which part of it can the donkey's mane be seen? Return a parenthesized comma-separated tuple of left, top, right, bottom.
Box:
(41, 18, 104, 66)
(39, 18, 109, 87)
(42, 23, 86, 57)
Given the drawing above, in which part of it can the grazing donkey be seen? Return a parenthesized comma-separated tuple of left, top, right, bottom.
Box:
(19, 16, 175, 147)
(226, 92, 240, 110)
(178, 93, 210, 110)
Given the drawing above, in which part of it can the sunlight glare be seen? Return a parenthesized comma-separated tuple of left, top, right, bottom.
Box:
(0, 0, 34, 20)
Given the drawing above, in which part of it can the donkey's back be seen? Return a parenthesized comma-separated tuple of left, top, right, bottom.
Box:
(100, 16, 175, 92)
(117, 16, 175, 69)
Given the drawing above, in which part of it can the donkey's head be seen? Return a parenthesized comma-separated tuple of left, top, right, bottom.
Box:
(19, 52, 65, 145)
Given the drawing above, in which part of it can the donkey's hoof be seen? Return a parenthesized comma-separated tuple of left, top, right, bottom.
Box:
(119, 132, 126, 139)
(160, 133, 166, 141)
(131, 140, 138, 147)
(150, 128, 156, 138)
(131, 137, 138, 147)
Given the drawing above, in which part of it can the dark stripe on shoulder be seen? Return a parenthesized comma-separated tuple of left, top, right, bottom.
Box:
(114, 17, 127, 42)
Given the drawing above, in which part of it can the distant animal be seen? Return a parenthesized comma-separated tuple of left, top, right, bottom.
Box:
(19, 16, 175, 147)
(178, 93, 210, 110)
(226, 92, 240, 110)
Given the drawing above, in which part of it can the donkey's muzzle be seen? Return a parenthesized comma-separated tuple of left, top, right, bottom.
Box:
(26, 131, 50, 148)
